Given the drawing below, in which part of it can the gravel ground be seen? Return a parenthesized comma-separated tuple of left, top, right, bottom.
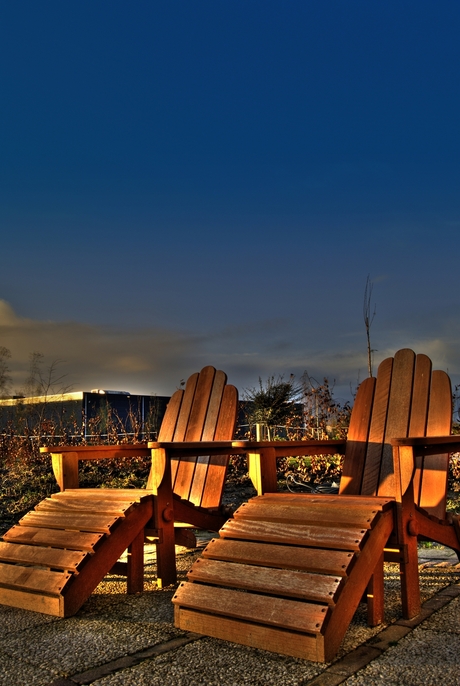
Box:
(91, 637, 327, 686)
(0, 481, 458, 684)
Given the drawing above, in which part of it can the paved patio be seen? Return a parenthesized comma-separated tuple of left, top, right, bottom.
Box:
(0, 542, 458, 686)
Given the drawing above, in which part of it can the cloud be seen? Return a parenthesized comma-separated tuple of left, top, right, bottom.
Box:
(0, 299, 203, 395)
(1, 298, 460, 402)
(0, 299, 28, 327)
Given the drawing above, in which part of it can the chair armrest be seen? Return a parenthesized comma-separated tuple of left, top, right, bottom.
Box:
(391, 435, 460, 455)
(40, 444, 151, 459)
(40, 444, 151, 490)
(147, 440, 248, 453)
(241, 439, 347, 457)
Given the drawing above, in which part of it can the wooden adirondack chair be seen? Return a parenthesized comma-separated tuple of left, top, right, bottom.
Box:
(0, 366, 245, 617)
(173, 349, 460, 662)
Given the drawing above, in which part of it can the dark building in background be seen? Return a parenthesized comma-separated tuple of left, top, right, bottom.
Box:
(0, 390, 171, 442)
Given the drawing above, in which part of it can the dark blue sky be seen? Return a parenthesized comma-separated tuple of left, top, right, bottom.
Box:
(1, 1, 459, 398)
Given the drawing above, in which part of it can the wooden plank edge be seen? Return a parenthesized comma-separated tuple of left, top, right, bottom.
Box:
(0, 586, 64, 616)
(174, 606, 325, 662)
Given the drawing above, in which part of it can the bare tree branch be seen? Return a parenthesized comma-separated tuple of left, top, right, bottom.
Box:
(363, 275, 376, 377)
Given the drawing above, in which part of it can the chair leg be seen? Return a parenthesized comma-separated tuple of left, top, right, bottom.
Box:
(400, 535, 421, 619)
(453, 517, 460, 561)
(151, 450, 177, 588)
(366, 552, 384, 626)
(127, 528, 144, 594)
(156, 520, 177, 588)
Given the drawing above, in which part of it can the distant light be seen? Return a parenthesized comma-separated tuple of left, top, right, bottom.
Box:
(90, 389, 131, 395)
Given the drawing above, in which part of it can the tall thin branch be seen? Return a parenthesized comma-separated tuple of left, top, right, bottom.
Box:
(363, 275, 376, 377)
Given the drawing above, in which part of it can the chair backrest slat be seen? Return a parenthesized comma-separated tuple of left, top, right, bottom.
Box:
(409, 354, 432, 505)
(418, 369, 452, 518)
(339, 377, 375, 495)
(214, 385, 239, 440)
(360, 356, 393, 496)
(185, 366, 217, 441)
(174, 373, 199, 441)
(202, 371, 227, 440)
(408, 354, 432, 437)
(157, 390, 184, 442)
(377, 349, 415, 496)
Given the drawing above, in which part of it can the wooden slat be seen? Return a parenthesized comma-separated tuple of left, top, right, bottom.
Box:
(0, 586, 63, 616)
(234, 501, 383, 529)
(0, 562, 71, 595)
(186, 366, 216, 441)
(378, 348, 415, 496)
(220, 519, 368, 550)
(169, 457, 180, 495)
(175, 607, 323, 661)
(0, 542, 87, 570)
(157, 389, 183, 442)
(41, 445, 150, 458)
(19, 512, 117, 533)
(36, 498, 133, 515)
(410, 354, 432, 504)
(202, 538, 354, 576)
(187, 455, 210, 506)
(171, 373, 201, 500)
(51, 489, 150, 501)
(214, 385, 238, 440)
(409, 354, 431, 436)
(187, 558, 342, 604)
(173, 372, 199, 441)
(361, 356, 393, 496)
(257, 493, 394, 509)
(199, 455, 228, 509)
(173, 454, 198, 501)
(418, 369, 453, 518)
(173, 582, 329, 634)
(2, 526, 103, 551)
(202, 370, 227, 440)
(340, 377, 375, 495)
(427, 370, 452, 436)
